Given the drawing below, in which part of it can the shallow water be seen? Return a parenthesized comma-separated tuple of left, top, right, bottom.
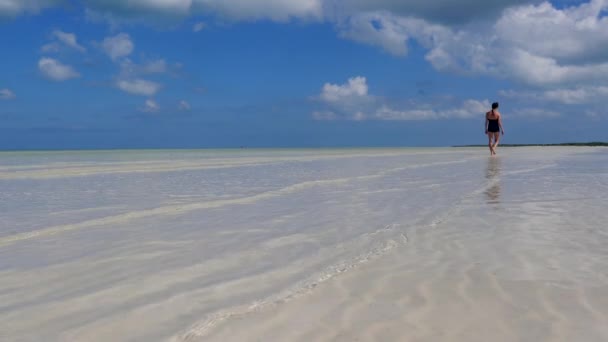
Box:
(0, 147, 606, 341)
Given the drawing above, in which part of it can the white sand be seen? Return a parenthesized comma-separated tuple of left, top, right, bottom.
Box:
(1, 148, 607, 341)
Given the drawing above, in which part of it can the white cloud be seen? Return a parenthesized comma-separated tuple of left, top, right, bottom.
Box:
(336, 11, 470, 66)
(486, 1, 608, 86)
(178, 100, 191, 110)
(314, 76, 377, 120)
(445, 99, 490, 119)
(495, 1, 608, 65)
(334, 2, 608, 88)
(116, 79, 161, 96)
(326, 0, 535, 25)
(337, 12, 418, 56)
(51, 30, 86, 52)
(497, 49, 608, 86)
(0, 88, 16, 100)
(0, 0, 58, 17)
(320, 76, 369, 102)
(6, 0, 608, 117)
(40, 30, 86, 54)
(500, 85, 608, 105)
(86, 0, 193, 18)
(352, 111, 366, 121)
(141, 59, 167, 74)
(194, 0, 323, 21)
(510, 108, 561, 118)
(372, 99, 490, 121)
(3, 0, 525, 23)
(314, 76, 490, 121)
(193, 21, 206, 32)
(140, 99, 160, 113)
(38, 57, 80, 81)
(543, 86, 608, 104)
(102, 33, 134, 61)
(104, 38, 172, 98)
(0, 0, 21, 16)
(40, 42, 60, 53)
(83, 0, 322, 23)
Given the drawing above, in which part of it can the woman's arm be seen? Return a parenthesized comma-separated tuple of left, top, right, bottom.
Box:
(485, 113, 489, 133)
(498, 114, 505, 134)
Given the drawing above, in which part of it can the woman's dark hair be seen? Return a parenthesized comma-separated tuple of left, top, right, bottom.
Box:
(492, 102, 499, 109)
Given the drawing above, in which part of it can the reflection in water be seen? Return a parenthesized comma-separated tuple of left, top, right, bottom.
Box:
(485, 157, 502, 204)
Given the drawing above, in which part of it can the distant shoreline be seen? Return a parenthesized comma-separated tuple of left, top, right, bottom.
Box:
(0, 143, 606, 152)
(453, 142, 608, 147)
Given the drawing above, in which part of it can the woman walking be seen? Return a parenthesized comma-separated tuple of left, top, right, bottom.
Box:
(485, 102, 504, 155)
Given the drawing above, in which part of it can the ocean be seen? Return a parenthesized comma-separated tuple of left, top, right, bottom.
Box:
(1, 147, 607, 341)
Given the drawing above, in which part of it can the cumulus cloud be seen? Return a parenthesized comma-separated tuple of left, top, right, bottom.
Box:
(0, 88, 16, 100)
(327, 0, 536, 25)
(336, 2, 608, 88)
(314, 76, 376, 120)
(496, 48, 608, 86)
(543, 86, 608, 104)
(40, 30, 86, 53)
(194, 0, 323, 21)
(52, 30, 86, 52)
(141, 59, 168, 73)
(178, 100, 191, 110)
(7, 0, 535, 24)
(320, 76, 369, 102)
(140, 99, 160, 113)
(337, 12, 416, 56)
(41, 42, 60, 53)
(314, 76, 490, 121)
(0, 0, 59, 17)
(4, 0, 529, 23)
(81, 0, 525, 24)
(101, 33, 134, 60)
(102, 36, 173, 98)
(6, 0, 608, 116)
(82, 0, 322, 23)
(488, 1, 608, 86)
(38, 57, 80, 81)
(495, 1, 608, 65)
(86, 0, 193, 18)
(12, 0, 607, 90)
(116, 79, 161, 96)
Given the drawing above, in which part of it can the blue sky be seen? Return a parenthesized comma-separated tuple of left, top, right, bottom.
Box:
(0, 0, 606, 149)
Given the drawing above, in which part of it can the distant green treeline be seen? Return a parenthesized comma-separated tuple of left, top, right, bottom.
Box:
(454, 142, 608, 147)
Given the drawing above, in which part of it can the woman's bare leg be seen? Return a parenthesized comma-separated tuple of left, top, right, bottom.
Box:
(488, 133, 495, 155)
(492, 132, 501, 152)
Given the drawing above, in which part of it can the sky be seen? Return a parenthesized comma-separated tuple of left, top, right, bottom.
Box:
(1, 0, 607, 149)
